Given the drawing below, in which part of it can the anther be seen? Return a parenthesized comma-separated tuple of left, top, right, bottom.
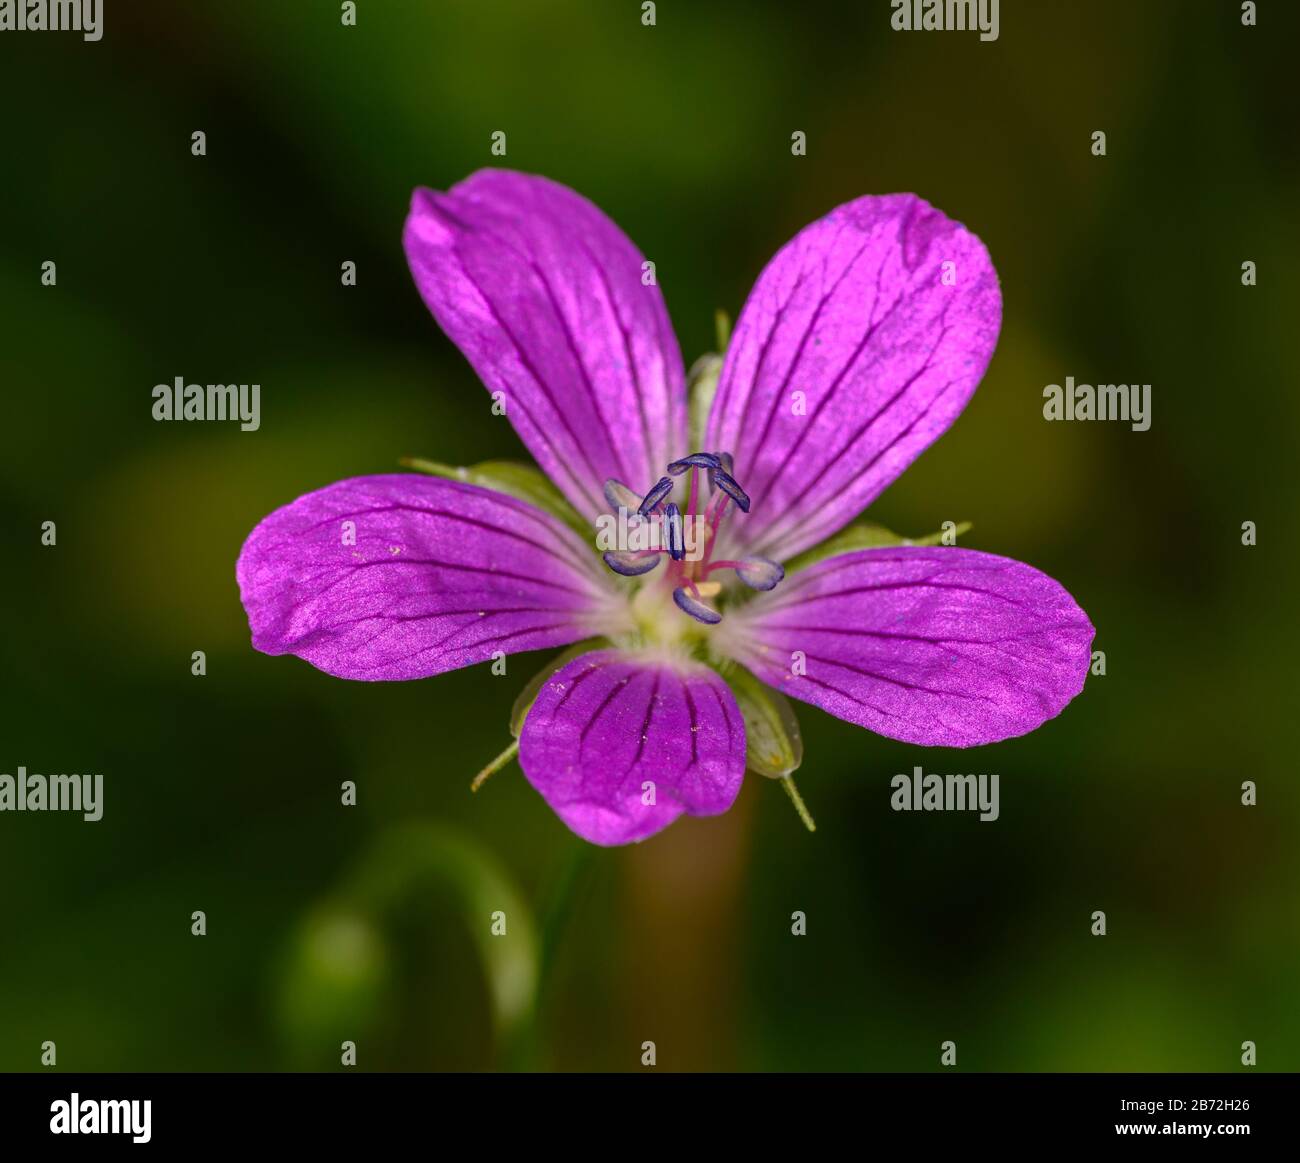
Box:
(733, 556, 784, 591)
(603, 478, 643, 513)
(637, 476, 674, 515)
(673, 585, 722, 624)
(708, 451, 735, 490)
(663, 502, 685, 560)
(712, 469, 751, 512)
(667, 452, 721, 476)
(603, 550, 661, 577)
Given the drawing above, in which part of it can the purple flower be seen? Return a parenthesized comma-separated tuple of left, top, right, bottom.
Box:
(236, 170, 1094, 846)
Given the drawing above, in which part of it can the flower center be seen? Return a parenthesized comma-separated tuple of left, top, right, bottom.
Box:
(597, 451, 784, 624)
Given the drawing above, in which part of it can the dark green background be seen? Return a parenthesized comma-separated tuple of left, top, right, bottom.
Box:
(1, 0, 1295, 1071)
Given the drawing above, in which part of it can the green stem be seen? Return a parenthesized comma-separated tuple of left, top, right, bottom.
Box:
(502, 842, 597, 1071)
(781, 775, 816, 832)
(471, 739, 518, 792)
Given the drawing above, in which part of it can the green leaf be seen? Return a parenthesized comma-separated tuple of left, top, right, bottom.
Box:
(785, 520, 973, 574)
(724, 664, 803, 779)
(400, 457, 593, 542)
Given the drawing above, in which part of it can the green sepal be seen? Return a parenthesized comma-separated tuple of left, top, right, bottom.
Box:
(723, 664, 803, 779)
(685, 310, 732, 453)
(713, 308, 732, 355)
(401, 457, 593, 543)
(687, 352, 723, 453)
(785, 520, 973, 574)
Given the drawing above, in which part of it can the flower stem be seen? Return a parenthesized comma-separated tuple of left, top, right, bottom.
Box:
(471, 739, 519, 792)
(504, 841, 597, 1070)
(780, 775, 816, 832)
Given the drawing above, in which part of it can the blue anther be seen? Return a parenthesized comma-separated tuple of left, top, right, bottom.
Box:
(663, 502, 685, 560)
(673, 586, 722, 625)
(637, 476, 674, 515)
(667, 452, 722, 476)
(602, 550, 661, 577)
(603, 478, 644, 513)
(734, 556, 784, 591)
(708, 451, 735, 491)
(712, 469, 751, 513)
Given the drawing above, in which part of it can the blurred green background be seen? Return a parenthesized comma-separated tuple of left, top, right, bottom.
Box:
(1, 0, 1296, 1072)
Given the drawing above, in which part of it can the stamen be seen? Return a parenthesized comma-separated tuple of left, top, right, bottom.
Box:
(673, 585, 722, 624)
(708, 450, 735, 490)
(712, 469, 751, 512)
(667, 452, 721, 475)
(732, 555, 784, 591)
(603, 478, 643, 513)
(663, 502, 685, 560)
(703, 488, 729, 523)
(638, 476, 674, 515)
(603, 550, 661, 577)
(598, 452, 775, 627)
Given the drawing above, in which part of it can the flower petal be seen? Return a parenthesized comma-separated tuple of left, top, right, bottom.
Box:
(518, 650, 746, 845)
(724, 546, 1093, 747)
(236, 474, 617, 681)
(403, 169, 688, 522)
(706, 194, 1001, 561)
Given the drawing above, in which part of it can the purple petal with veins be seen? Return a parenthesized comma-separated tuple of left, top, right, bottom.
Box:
(706, 194, 1001, 561)
(403, 169, 688, 523)
(236, 474, 614, 681)
(725, 546, 1093, 747)
(518, 650, 745, 845)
